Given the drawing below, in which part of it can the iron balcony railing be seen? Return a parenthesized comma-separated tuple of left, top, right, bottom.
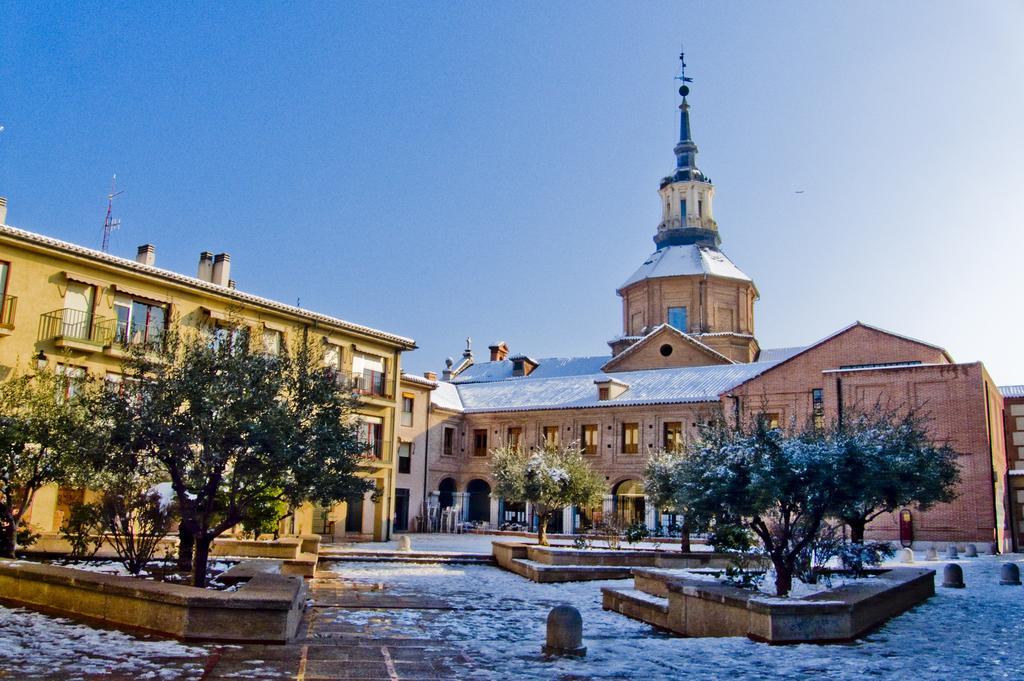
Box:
(38, 308, 112, 345)
(362, 439, 392, 464)
(95, 318, 166, 351)
(345, 370, 392, 399)
(0, 295, 16, 328)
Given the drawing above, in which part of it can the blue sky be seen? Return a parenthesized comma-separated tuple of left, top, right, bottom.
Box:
(2, 2, 1022, 382)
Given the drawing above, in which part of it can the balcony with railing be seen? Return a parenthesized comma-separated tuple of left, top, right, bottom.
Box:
(361, 439, 392, 466)
(348, 370, 392, 400)
(95, 318, 166, 354)
(38, 308, 112, 351)
(0, 295, 16, 335)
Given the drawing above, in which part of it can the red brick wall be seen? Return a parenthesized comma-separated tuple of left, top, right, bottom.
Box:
(724, 324, 1001, 545)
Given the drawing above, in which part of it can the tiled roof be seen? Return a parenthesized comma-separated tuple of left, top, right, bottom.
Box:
(0, 223, 416, 349)
(452, 361, 780, 414)
(1000, 385, 1024, 399)
(619, 244, 752, 291)
(451, 355, 611, 384)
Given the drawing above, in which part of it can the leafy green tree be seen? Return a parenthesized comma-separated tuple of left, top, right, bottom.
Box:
(491, 442, 606, 546)
(829, 408, 960, 543)
(110, 324, 372, 586)
(0, 366, 98, 557)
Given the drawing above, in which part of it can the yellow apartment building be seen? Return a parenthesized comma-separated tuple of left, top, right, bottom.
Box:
(0, 200, 415, 542)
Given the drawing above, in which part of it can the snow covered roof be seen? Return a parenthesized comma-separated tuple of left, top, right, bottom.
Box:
(430, 381, 464, 412)
(400, 373, 438, 388)
(757, 346, 807, 363)
(619, 244, 752, 291)
(451, 355, 611, 384)
(602, 324, 734, 371)
(1000, 385, 1024, 399)
(453, 361, 780, 413)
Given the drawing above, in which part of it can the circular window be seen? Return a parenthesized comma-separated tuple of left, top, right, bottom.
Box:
(659, 344, 673, 357)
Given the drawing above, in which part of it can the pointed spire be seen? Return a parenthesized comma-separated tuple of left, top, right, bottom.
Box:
(667, 50, 707, 185)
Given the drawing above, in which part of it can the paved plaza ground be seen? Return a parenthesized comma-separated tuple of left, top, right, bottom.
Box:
(0, 534, 1022, 680)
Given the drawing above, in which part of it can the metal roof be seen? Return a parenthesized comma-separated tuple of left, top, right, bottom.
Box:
(452, 361, 780, 414)
(757, 346, 807, 363)
(1000, 385, 1024, 399)
(619, 244, 752, 291)
(451, 355, 611, 384)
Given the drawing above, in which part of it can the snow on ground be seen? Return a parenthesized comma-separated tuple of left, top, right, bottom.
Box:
(0, 606, 208, 680)
(335, 532, 700, 554)
(325, 545, 1024, 680)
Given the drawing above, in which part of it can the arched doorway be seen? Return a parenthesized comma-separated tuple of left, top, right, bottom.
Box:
(438, 478, 456, 509)
(613, 479, 646, 527)
(466, 479, 491, 523)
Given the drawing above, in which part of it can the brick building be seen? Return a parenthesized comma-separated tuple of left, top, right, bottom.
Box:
(401, 53, 1016, 551)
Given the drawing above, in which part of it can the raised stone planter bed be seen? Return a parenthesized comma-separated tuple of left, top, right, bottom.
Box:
(0, 559, 307, 643)
(602, 566, 935, 644)
(492, 541, 758, 583)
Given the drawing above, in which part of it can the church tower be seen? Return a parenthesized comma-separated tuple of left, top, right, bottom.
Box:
(612, 52, 759, 365)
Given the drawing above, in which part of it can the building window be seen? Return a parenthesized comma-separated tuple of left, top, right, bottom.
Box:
(352, 352, 388, 397)
(581, 424, 599, 455)
(398, 442, 412, 474)
(759, 412, 781, 430)
(0, 261, 12, 327)
(542, 425, 560, 448)
(212, 323, 248, 350)
(401, 395, 414, 427)
(473, 429, 488, 457)
(598, 386, 610, 401)
(55, 364, 86, 401)
(261, 327, 283, 355)
(812, 388, 825, 430)
(360, 418, 384, 458)
(443, 427, 455, 456)
(680, 199, 687, 218)
(507, 426, 522, 449)
(698, 198, 703, 216)
(663, 421, 683, 451)
(667, 306, 687, 332)
(622, 422, 639, 454)
(323, 343, 341, 370)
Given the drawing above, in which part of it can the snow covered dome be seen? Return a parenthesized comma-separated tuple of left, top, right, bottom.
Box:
(619, 244, 751, 291)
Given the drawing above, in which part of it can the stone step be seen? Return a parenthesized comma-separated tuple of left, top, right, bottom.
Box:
(319, 551, 494, 565)
(508, 558, 634, 583)
(601, 586, 671, 630)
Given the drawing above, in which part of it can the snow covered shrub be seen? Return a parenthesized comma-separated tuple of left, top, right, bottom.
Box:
(624, 521, 650, 546)
(839, 541, 896, 576)
(492, 442, 606, 546)
(99, 472, 173, 576)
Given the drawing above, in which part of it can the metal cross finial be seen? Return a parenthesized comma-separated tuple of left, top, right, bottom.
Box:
(675, 48, 692, 84)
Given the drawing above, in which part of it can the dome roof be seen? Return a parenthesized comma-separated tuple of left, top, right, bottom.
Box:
(619, 244, 751, 291)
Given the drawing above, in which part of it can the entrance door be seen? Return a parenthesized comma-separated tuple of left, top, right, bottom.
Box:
(345, 495, 364, 533)
(466, 480, 491, 523)
(394, 488, 410, 532)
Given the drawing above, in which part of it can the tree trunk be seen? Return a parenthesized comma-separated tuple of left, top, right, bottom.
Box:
(848, 518, 867, 544)
(0, 516, 15, 559)
(773, 559, 794, 597)
(679, 515, 691, 553)
(537, 515, 549, 547)
(177, 526, 195, 571)
(192, 535, 212, 588)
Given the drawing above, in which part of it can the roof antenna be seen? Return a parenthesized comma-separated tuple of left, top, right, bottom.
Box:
(101, 174, 125, 252)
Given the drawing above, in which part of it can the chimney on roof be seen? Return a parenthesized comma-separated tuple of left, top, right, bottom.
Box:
(0, 197, 7, 225)
(424, 371, 437, 381)
(197, 251, 214, 281)
(489, 342, 510, 362)
(211, 253, 231, 287)
(135, 244, 156, 266)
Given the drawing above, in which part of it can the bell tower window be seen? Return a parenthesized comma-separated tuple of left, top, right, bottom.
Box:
(680, 199, 687, 219)
(667, 306, 687, 332)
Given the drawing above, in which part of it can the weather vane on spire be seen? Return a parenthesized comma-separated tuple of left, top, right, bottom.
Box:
(675, 49, 692, 98)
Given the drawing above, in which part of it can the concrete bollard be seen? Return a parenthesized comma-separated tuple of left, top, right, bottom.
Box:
(990, 542, 1000, 555)
(542, 605, 586, 657)
(964, 544, 977, 557)
(945, 545, 959, 560)
(925, 547, 938, 561)
(398, 535, 412, 552)
(999, 563, 1021, 586)
(899, 548, 914, 564)
(942, 563, 965, 588)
